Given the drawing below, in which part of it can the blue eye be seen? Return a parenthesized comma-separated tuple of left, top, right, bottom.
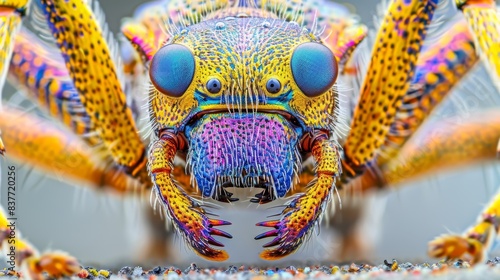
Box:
(149, 44, 195, 97)
(266, 78, 281, 93)
(290, 42, 338, 97)
(206, 78, 222, 93)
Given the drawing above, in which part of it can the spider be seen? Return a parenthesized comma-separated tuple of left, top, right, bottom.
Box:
(0, 0, 499, 278)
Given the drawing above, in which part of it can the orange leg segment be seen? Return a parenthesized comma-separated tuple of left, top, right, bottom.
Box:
(381, 110, 500, 186)
(345, 109, 500, 263)
(0, 106, 136, 193)
(0, 208, 80, 279)
(429, 188, 500, 264)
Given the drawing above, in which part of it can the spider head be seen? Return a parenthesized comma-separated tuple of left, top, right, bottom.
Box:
(149, 17, 339, 199)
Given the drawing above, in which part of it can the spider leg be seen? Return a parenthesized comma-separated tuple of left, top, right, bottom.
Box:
(380, 109, 500, 186)
(378, 20, 478, 165)
(0, 0, 26, 91)
(149, 134, 232, 261)
(320, 13, 367, 74)
(0, 0, 29, 155)
(0, 106, 134, 192)
(0, 2, 87, 278)
(9, 27, 104, 149)
(340, 19, 479, 193)
(346, 1, 500, 263)
(0, 207, 80, 280)
(121, 2, 169, 62)
(342, 0, 439, 181)
(428, 188, 500, 264)
(256, 136, 341, 260)
(7, 27, 150, 192)
(334, 1, 486, 263)
(456, 0, 500, 177)
(344, 109, 500, 263)
(456, 0, 500, 91)
(36, 0, 148, 184)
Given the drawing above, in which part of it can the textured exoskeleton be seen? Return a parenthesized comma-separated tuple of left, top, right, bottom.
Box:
(0, 0, 500, 277)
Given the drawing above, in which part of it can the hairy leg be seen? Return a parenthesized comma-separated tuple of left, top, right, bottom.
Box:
(342, 0, 439, 181)
(148, 133, 232, 261)
(256, 135, 341, 260)
(351, 110, 500, 263)
(378, 20, 477, 165)
(429, 188, 500, 264)
(0, 208, 80, 279)
(8, 27, 104, 148)
(456, 0, 500, 169)
(456, 0, 500, 91)
(37, 0, 148, 183)
(0, 106, 135, 192)
(0, 0, 30, 155)
(381, 110, 500, 186)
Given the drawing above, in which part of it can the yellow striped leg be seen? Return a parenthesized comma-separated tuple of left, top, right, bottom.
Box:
(9, 27, 104, 148)
(149, 134, 232, 261)
(0, 208, 80, 279)
(256, 137, 341, 260)
(0, 106, 135, 193)
(456, 0, 500, 91)
(342, 0, 438, 180)
(378, 109, 500, 263)
(342, 21, 478, 192)
(38, 0, 148, 184)
(429, 188, 500, 264)
(378, 21, 478, 165)
(0, 0, 27, 92)
(456, 0, 500, 162)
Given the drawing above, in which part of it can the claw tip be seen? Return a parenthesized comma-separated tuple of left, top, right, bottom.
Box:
(259, 249, 290, 261)
(197, 250, 230, 261)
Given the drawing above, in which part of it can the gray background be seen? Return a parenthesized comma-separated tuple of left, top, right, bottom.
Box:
(2, 0, 500, 270)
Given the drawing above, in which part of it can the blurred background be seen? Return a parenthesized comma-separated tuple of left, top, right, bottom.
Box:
(2, 0, 500, 270)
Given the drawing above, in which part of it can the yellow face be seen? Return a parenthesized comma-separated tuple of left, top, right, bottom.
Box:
(149, 16, 339, 136)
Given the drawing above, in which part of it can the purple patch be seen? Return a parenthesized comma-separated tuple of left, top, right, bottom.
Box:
(186, 113, 301, 199)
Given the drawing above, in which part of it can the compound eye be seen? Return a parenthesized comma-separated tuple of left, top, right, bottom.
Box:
(206, 78, 222, 94)
(290, 42, 338, 97)
(266, 78, 281, 93)
(149, 44, 195, 97)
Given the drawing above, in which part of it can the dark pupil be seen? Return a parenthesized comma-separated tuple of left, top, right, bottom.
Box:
(207, 79, 221, 93)
(266, 78, 281, 93)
